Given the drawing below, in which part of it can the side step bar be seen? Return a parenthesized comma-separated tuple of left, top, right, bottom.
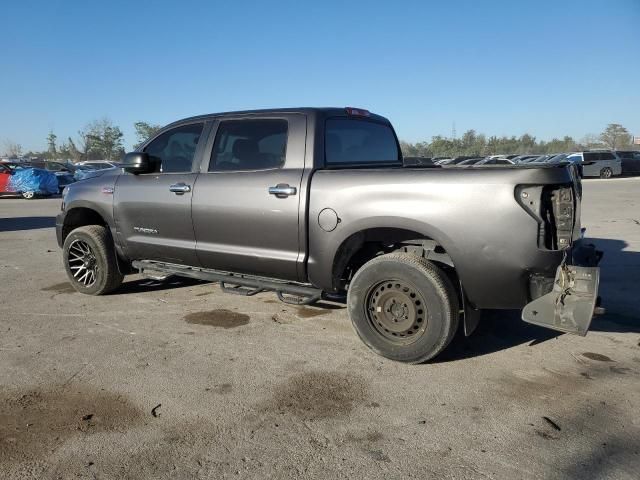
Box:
(132, 260, 323, 306)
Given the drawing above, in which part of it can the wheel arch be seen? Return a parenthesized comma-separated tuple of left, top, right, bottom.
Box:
(328, 224, 458, 293)
(321, 222, 480, 337)
(61, 207, 109, 244)
(61, 205, 132, 274)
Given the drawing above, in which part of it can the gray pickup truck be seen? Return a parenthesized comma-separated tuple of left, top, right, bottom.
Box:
(56, 107, 601, 363)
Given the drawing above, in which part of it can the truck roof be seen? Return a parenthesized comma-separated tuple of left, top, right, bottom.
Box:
(165, 107, 392, 129)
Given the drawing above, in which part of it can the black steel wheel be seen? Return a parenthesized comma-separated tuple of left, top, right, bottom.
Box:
(366, 280, 428, 344)
(347, 253, 459, 363)
(62, 225, 124, 295)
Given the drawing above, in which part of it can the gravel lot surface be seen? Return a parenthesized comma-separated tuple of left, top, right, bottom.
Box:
(1, 178, 639, 479)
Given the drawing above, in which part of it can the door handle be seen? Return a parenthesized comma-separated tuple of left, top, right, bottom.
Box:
(169, 183, 191, 194)
(268, 184, 297, 198)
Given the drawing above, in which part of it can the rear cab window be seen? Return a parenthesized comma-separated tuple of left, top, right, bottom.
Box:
(325, 118, 400, 166)
(209, 119, 288, 171)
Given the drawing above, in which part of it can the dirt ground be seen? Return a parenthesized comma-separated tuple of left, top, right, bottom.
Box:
(1, 178, 639, 479)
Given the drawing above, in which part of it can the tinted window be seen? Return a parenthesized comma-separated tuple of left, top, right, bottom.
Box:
(599, 152, 616, 160)
(209, 120, 287, 171)
(584, 152, 599, 162)
(325, 118, 400, 165)
(144, 123, 204, 173)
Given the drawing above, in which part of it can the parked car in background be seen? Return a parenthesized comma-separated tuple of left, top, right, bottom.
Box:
(565, 151, 622, 178)
(615, 151, 640, 175)
(26, 160, 77, 192)
(512, 155, 540, 163)
(475, 157, 515, 165)
(433, 157, 454, 165)
(456, 157, 485, 165)
(73, 163, 121, 181)
(77, 161, 120, 170)
(0, 162, 59, 199)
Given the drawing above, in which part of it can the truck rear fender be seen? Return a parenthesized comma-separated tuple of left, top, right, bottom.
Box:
(324, 223, 483, 335)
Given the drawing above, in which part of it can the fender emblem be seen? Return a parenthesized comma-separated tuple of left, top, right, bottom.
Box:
(133, 226, 158, 235)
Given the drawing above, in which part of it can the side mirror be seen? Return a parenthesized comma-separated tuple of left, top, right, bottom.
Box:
(122, 152, 152, 174)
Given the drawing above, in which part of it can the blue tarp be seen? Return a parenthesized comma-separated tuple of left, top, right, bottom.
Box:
(8, 168, 59, 195)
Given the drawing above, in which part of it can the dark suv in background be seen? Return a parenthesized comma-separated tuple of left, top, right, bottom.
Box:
(615, 150, 640, 175)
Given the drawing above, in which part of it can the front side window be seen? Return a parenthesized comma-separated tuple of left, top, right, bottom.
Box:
(584, 152, 599, 162)
(144, 123, 204, 173)
(209, 119, 288, 171)
(325, 118, 400, 165)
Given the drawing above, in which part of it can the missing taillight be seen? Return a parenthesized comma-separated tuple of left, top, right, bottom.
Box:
(541, 185, 574, 250)
(516, 184, 575, 250)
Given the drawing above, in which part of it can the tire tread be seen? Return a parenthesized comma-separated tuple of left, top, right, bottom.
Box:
(347, 252, 460, 363)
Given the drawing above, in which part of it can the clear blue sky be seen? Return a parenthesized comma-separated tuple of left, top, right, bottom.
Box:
(1, 0, 638, 152)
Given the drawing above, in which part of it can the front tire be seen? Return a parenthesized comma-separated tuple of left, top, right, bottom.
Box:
(600, 167, 612, 179)
(62, 225, 124, 295)
(347, 253, 459, 363)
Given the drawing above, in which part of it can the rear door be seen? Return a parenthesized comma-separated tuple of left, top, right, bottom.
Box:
(582, 152, 599, 176)
(598, 151, 621, 175)
(192, 114, 306, 281)
(114, 122, 207, 265)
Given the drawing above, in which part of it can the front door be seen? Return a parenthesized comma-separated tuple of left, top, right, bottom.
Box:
(192, 114, 307, 281)
(114, 122, 206, 265)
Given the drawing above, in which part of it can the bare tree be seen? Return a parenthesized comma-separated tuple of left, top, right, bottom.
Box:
(3, 140, 23, 158)
(600, 124, 631, 150)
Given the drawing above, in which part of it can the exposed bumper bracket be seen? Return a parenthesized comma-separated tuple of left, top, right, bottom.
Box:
(522, 264, 600, 336)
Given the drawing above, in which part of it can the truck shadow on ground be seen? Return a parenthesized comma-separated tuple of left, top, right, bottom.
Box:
(0, 216, 56, 232)
(438, 237, 640, 362)
(437, 310, 640, 363)
(116, 276, 206, 294)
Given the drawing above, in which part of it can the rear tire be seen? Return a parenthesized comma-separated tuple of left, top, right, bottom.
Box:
(347, 253, 459, 363)
(600, 167, 612, 179)
(62, 225, 124, 295)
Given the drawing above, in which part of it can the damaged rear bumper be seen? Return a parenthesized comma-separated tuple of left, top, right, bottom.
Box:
(522, 241, 602, 336)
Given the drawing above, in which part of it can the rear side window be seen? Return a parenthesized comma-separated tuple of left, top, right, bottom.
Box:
(209, 119, 288, 171)
(599, 152, 616, 160)
(325, 118, 400, 165)
(144, 123, 204, 173)
(584, 152, 599, 162)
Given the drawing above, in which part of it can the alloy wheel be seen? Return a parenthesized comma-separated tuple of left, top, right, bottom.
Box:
(67, 239, 98, 287)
